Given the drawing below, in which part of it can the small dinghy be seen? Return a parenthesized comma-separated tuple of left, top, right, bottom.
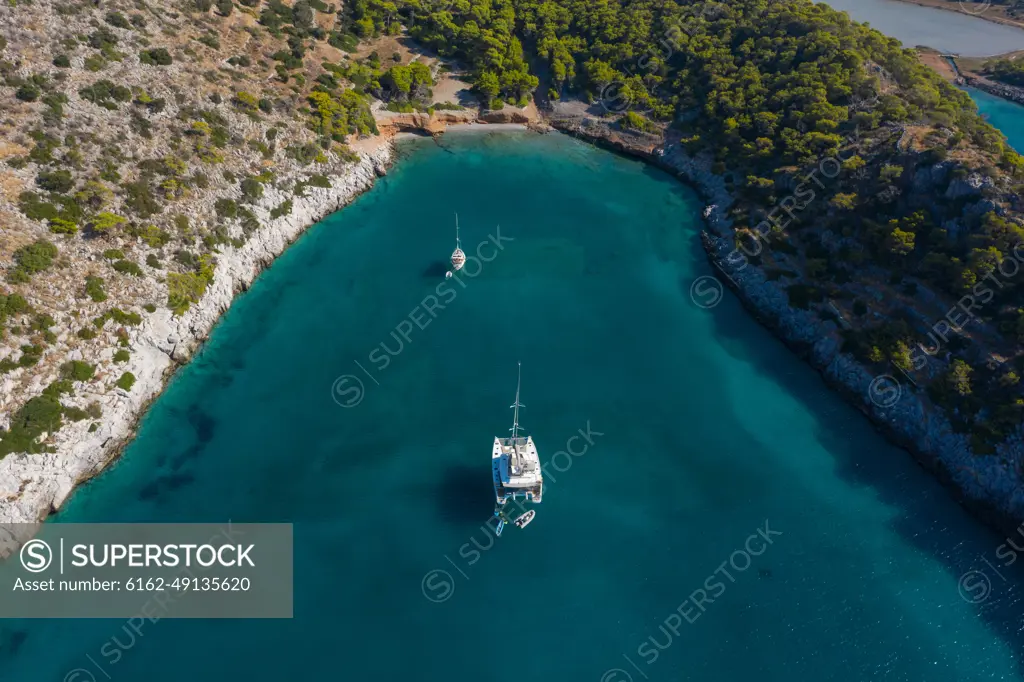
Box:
(513, 509, 536, 529)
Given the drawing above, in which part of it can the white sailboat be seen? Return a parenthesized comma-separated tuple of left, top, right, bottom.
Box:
(491, 362, 542, 536)
(451, 214, 466, 272)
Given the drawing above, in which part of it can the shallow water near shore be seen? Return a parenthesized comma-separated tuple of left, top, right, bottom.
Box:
(5, 131, 1024, 681)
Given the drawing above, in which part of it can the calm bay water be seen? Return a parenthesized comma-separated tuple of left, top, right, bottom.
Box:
(818, 0, 1024, 56)
(4, 131, 1024, 681)
(970, 86, 1024, 151)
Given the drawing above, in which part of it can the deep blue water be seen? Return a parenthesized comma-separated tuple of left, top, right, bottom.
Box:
(4, 131, 1024, 682)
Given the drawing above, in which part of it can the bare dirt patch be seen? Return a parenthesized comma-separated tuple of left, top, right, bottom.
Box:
(354, 35, 422, 65)
(431, 74, 473, 106)
(917, 49, 958, 82)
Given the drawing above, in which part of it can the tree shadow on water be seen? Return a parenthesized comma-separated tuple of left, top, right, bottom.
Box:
(685, 235, 1024, 672)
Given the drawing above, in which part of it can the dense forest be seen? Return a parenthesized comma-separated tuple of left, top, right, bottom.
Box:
(333, 0, 1024, 448)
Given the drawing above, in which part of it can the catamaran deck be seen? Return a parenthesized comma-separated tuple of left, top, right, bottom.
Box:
(492, 436, 543, 504)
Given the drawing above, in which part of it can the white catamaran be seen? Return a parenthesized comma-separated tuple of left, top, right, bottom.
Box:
(492, 362, 542, 535)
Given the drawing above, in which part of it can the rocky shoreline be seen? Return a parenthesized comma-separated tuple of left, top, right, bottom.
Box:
(547, 114, 1024, 539)
(0, 140, 393, 536)
(964, 76, 1024, 106)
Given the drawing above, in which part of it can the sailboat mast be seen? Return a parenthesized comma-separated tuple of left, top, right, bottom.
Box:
(455, 213, 461, 249)
(510, 362, 523, 440)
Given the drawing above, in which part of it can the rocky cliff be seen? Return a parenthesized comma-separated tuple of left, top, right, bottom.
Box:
(0, 142, 392, 535)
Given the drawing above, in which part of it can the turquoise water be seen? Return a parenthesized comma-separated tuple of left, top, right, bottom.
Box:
(969, 86, 1024, 151)
(5, 131, 1024, 682)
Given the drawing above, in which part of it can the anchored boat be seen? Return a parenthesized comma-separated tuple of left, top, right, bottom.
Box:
(513, 509, 535, 529)
(451, 214, 466, 272)
(492, 362, 542, 536)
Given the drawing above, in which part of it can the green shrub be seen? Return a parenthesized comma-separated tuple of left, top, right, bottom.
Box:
(112, 260, 143, 277)
(146, 254, 162, 268)
(198, 34, 221, 50)
(79, 80, 132, 109)
(77, 327, 98, 340)
(0, 395, 63, 456)
(139, 48, 173, 66)
(15, 85, 40, 102)
(105, 11, 130, 28)
(18, 192, 59, 222)
(214, 198, 238, 218)
(43, 380, 74, 398)
(49, 218, 79, 235)
(53, 55, 72, 68)
(36, 170, 74, 193)
(107, 308, 142, 326)
(63, 406, 90, 422)
(116, 372, 136, 391)
(18, 345, 44, 367)
(90, 212, 127, 235)
(174, 250, 197, 268)
(233, 90, 259, 111)
(12, 240, 58, 278)
(122, 181, 161, 217)
(129, 224, 171, 248)
(113, 349, 130, 363)
(102, 249, 125, 260)
(84, 55, 106, 72)
(85, 275, 108, 302)
(60, 360, 96, 381)
(239, 177, 263, 201)
(167, 259, 214, 314)
(270, 199, 292, 219)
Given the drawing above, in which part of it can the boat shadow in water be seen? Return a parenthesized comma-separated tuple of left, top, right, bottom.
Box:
(687, 236, 1024, 676)
(421, 260, 450, 279)
(434, 463, 496, 525)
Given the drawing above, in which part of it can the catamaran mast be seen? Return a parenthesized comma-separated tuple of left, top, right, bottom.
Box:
(510, 361, 524, 440)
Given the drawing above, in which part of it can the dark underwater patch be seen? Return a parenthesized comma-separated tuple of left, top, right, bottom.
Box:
(434, 463, 494, 524)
